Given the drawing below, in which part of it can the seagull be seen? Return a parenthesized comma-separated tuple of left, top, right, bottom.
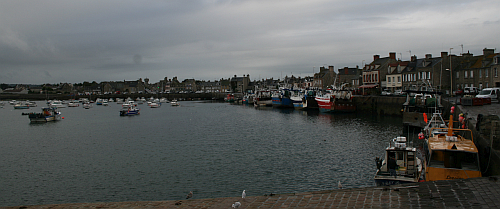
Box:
(338, 181, 343, 189)
(232, 202, 241, 208)
(186, 191, 193, 199)
(242, 190, 246, 199)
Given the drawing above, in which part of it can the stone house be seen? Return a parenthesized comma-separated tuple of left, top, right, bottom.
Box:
(230, 75, 251, 93)
(453, 48, 500, 90)
(337, 66, 362, 88)
(401, 54, 442, 91)
(362, 53, 398, 90)
(314, 66, 336, 89)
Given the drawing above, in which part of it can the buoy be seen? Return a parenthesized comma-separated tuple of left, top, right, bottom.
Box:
(62, 117, 64, 119)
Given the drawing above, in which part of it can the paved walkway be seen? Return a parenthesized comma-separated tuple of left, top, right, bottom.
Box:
(4, 176, 500, 209)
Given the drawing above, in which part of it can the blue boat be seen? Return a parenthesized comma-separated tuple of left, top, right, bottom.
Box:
(120, 107, 140, 116)
(271, 88, 294, 108)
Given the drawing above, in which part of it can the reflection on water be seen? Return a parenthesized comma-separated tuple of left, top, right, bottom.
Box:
(1, 101, 417, 207)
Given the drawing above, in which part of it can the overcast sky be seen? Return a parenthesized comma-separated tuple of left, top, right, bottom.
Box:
(1, 0, 499, 84)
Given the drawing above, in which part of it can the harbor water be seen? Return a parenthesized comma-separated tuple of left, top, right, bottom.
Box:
(0, 101, 419, 207)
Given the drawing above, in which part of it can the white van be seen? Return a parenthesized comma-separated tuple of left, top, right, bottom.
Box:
(476, 88, 500, 102)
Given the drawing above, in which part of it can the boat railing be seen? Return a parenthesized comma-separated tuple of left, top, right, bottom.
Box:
(429, 127, 474, 143)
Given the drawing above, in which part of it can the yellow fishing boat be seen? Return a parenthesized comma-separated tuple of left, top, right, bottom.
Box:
(424, 111, 482, 181)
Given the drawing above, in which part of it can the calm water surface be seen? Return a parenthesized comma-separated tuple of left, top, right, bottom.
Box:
(0, 101, 417, 206)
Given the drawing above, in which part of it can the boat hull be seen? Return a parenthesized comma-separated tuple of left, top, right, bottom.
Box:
(374, 176, 420, 186)
(272, 97, 293, 108)
(316, 97, 355, 113)
(120, 109, 140, 116)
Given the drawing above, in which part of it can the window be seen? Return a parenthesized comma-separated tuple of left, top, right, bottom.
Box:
(495, 68, 498, 77)
(428, 72, 431, 80)
(479, 69, 482, 78)
(486, 82, 489, 88)
(398, 76, 401, 83)
(456, 72, 460, 79)
(479, 83, 483, 89)
(388, 77, 391, 83)
(470, 70, 473, 78)
(465, 71, 468, 78)
(486, 69, 489, 77)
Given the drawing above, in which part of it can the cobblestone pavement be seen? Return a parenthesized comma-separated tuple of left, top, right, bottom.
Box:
(4, 176, 500, 209)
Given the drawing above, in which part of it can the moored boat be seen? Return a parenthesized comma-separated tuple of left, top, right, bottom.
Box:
(150, 102, 160, 108)
(423, 108, 482, 181)
(14, 103, 30, 109)
(271, 88, 294, 108)
(254, 90, 273, 107)
(49, 100, 65, 108)
(171, 99, 180, 106)
(374, 136, 423, 186)
(120, 107, 140, 116)
(26, 107, 62, 123)
(315, 85, 355, 113)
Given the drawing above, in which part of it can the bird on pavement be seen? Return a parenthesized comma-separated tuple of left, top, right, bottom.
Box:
(186, 191, 193, 199)
(242, 190, 246, 199)
(232, 201, 241, 208)
(338, 181, 343, 189)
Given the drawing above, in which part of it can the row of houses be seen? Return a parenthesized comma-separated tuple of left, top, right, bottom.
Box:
(2, 48, 498, 95)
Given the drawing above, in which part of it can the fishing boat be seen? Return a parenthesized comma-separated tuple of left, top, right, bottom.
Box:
(120, 107, 140, 116)
(402, 90, 443, 129)
(290, 90, 306, 110)
(423, 107, 482, 181)
(26, 107, 62, 123)
(271, 88, 294, 108)
(374, 136, 423, 186)
(224, 94, 235, 103)
(315, 84, 355, 113)
(102, 99, 109, 106)
(254, 90, 273, 107)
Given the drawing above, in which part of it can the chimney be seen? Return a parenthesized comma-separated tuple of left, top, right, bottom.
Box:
(425, 54, 432, 59)
(441, 52, 448, 58)
(483, 48, 495, 56)
(344, 67, 348, 75)
(389, 52, 396, 60)
(411, 55, 417, 62)
(374, 55, 380, 61)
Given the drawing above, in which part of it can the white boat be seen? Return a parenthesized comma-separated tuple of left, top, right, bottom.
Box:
(95, 98, 103, 105)
(374, 136, 423, 186)
(108, 98, 114, 103)
(150, 102, 160, 108)
(49, 100, 65, 108)
(122, 100, 137, 108)
(171, 99, 180, 106)
(160, 97, 169, 103)
(102, 100, 109, 106)
(83, 102, 92, 109)
(67, 102, 79, 107)
(26, 101, 37, 107)
(116, 98, 124, 104)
